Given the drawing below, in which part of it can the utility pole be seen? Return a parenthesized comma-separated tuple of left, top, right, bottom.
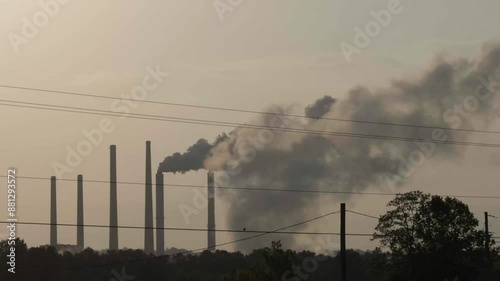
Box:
(341, 203, 346, 281)
(485, 212, 490, 281)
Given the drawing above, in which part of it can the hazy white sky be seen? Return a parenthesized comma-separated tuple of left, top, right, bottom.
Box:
(0, 0, 499, 252)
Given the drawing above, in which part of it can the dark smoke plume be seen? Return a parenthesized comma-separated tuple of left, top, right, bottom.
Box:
(157, 134, 228, 173)
(304, 95, 336, 118)
(160, 43, 500, 251)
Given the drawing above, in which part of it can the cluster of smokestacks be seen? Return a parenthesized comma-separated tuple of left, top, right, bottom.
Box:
(50, 141, 217, 254)
(109, 142, 161, 253)
(49, 174, 84, 252)
(107, 143, 159, 253)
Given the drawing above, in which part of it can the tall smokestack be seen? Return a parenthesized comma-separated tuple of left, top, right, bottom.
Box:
(77, 174, 84, 251)
(207, 171, 216, 251)
(155, 172, 164, 256)
(50, 176, 57, 247)
(109, 145, 118, 250)
(144, 141, 154, 254)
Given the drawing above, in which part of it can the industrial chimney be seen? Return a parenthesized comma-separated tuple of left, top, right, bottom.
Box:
(109, 145, 118, 250)
(77, 174, 84, 251)
(155, 172, 164, 256)
(144, 141, 154, 254)
(50, 176, 57, 247)
(207, 171, 216, 251)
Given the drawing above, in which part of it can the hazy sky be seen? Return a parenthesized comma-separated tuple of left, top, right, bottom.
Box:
(1, 0, 500, 253)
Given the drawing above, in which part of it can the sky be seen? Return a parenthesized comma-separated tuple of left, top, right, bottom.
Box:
(0, 0, 500, 253)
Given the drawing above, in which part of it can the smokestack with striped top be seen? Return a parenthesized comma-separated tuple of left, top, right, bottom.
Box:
(144, 141, 154, 254)
(155, 172, 164, 256)
(77, 174, 84, 251)
(109, 145, 118, 250)
(207, 171, 216, 251)
(50, 176, 57, 247)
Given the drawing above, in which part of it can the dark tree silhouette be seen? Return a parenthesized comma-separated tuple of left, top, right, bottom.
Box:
(373, 191, 489, 281)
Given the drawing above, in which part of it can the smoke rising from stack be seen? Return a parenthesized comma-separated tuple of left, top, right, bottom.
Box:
(159, 44, 500, 251)
(157, 134, 228, 174)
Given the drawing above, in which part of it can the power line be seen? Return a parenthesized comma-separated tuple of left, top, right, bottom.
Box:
(2, 175, 500, 199)
(2, 83, 500, 135)
(2, 100, 500, 148)
(346, 210, 380, 220)
(345, 210, 500, 240)
(18, 210, 343, 272)
(0, 220, 350, 236)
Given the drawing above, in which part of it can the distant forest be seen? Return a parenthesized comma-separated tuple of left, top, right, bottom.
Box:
(0, 240, 498, 281)
(1, 191, 499, 281)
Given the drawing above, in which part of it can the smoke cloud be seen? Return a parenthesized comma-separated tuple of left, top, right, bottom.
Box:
(304, 95, 336, 118)
(157, 134, 228, 173)
(160, 43, 500, 251)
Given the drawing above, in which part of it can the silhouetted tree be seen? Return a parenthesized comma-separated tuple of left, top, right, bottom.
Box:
(374, 191, 487, 281)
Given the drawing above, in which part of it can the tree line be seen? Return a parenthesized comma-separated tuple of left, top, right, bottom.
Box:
(0, 191, 498, 281)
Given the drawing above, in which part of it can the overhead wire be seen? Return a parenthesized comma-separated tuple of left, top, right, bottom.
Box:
(2, 175, 500, 199)
(0, 221, 349, 236)
(2, 83, 500, 135)
(1, 100, 500, 148)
